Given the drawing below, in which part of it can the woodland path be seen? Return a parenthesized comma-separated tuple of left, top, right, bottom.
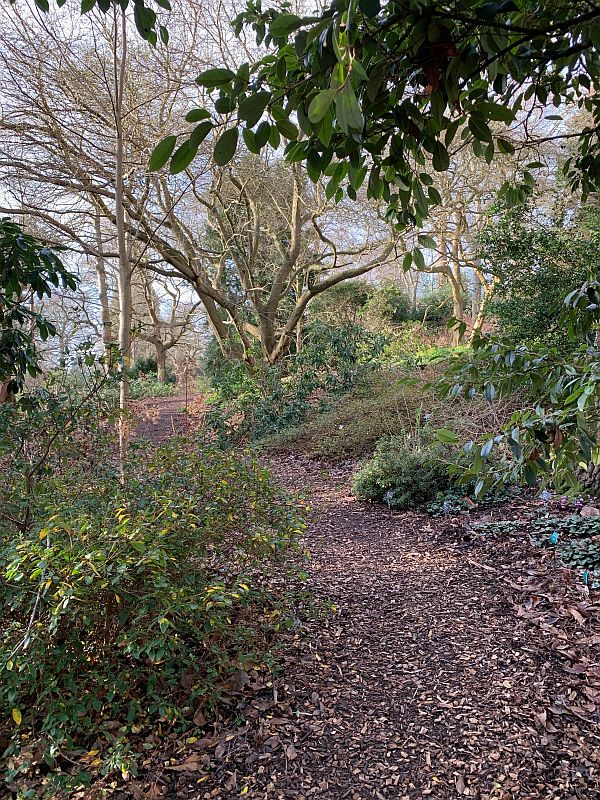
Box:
(131, 403, 600, 800)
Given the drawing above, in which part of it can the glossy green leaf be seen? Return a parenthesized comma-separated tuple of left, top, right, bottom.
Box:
(213, 127, 239, 166)
(238, 91, 271, 128)
(308, 89, 336, 124)
(169, 140, 198, 174)
(185, 108, 211, 123)
(269, 14, 303, 37)
(195, 68, 236, 89)
(148, 135, 177, 172)
(190, 121, 213, 147)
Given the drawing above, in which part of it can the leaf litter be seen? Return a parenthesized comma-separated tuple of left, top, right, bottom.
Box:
(108, 455, 599, 800)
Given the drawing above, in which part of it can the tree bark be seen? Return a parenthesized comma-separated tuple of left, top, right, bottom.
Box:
(113, 8, 131, 470)
(155, 342, 167, 383)
(93, 210, 113, 360)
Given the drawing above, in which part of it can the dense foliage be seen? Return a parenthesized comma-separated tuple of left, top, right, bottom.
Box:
(480, 203, 594, 349)
(439, 206, 600, 496)
(352, 435, 451, 510)
(0, 218, 76, 393)
(1, 428, 303, 788)
(0, 352, 304, 789)
(156, 1, 600, 235)
(205, 321, 388, 442)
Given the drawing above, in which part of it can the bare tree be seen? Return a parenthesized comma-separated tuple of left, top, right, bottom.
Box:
(0, 2, 401, 368)
(132, 271, 201, 382)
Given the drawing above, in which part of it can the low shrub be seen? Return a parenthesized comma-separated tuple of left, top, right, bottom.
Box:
(204, 322, 388, 445)
(129, 375, 177, 399)
(352, 435, 451, 510)
(130, 356, 177, 383)
(1, 437, 304, 791)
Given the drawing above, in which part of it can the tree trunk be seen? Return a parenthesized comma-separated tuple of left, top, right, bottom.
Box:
(470, 273, 498, 342)
(451, 218, 465, 345)
(449, 276, 464, 346)
(93, 210, 113, 361)
(113, 8, 131, 471)
(471, 270, 482, 321)
(155, 342, 167, 383)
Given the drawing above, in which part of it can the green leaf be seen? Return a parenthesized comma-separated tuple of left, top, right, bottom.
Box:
(159, 25, 169, 45)
(195, 68, 236, 89)
(402, 252, 412, 271)
(435, 428, 459, 444)
(359, 0, 380, 17)
(148, 135, 177, 171)
(276, 118, 299, 140)
(185, 108, 211, 123)
(524, 462, 537, 487)
(189, 121, 213, 148)
(432, 141, 450, 172)
(417, 234, 437, 249)
(269, 14, 303, 37)
(468, 116, 493, 144)
(335, 83, 363, 134)
(169, 140, 198, 174)
(351, 59, 369, 82)
(481, 439, 494, 458)
(81, 0, 95, 12)
(497, 137, 515, 154)
(477, 101, 515, 123)
(238, 91, 271, 128)
(412, 248, 426, 270)
(214, 127, 239, 166)
(255, 121, 271, 148)
(308, 89, 336, 124)
(242, 127, 260, 154)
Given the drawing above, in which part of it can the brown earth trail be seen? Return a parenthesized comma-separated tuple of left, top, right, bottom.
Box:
(129, 405, 600, 800)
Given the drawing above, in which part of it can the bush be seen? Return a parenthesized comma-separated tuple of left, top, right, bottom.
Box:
(361, 283, 413, 327)
(129, 375, 177, 399)
(1, 434, 303, 790)
(415, 286, 455, 327)
(204, 322, 389, 444)
(130, 355, 159, 377)
(352, 435, 451, 510)
(309, 281, 373, 325)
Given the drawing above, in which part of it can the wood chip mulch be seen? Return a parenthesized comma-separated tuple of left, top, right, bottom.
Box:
(124, 455, 600, 800)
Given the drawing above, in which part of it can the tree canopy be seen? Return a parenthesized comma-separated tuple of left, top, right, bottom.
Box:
(152, 0, 600, 236)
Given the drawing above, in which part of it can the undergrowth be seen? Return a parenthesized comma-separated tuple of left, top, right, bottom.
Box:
(1, 419, 304, 793)
(258, 366, 516, 462)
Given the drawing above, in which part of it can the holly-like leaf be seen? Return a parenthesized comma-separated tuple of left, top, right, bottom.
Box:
(185, 108, 211, 123)
(432, 141, 450, 172)
(308, 89, 336, 124)
(269, 14, 303, 37)
(170, 140, 198, 174)
(190, 121, 213, 147)
(418, 233, 437, 249)
(435, 428, 459, 444)
(238, 91, 271, 128)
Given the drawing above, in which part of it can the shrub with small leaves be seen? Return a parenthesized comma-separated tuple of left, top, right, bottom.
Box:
(352, 436, 451, 510)
(0, 436, 304, 789)
(129, 374, 177, 399)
